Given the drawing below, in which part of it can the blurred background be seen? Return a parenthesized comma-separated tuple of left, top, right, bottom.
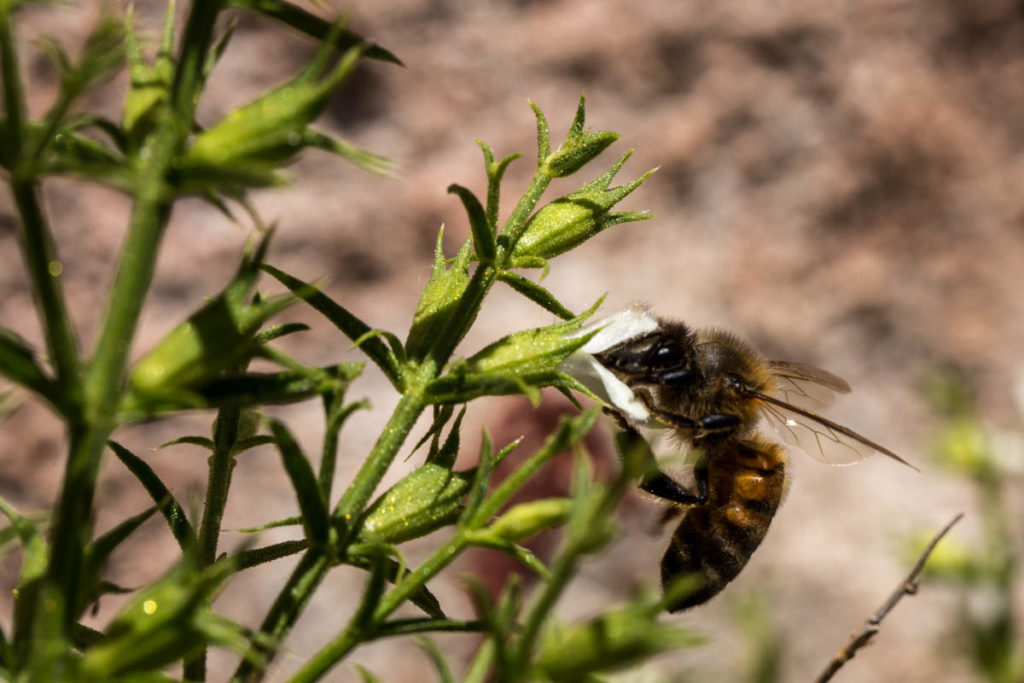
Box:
(2, 0, 1023, 680)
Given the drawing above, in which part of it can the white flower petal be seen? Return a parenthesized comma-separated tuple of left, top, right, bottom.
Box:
(570, 302, 659, 353)
(560, 304, 663, 426)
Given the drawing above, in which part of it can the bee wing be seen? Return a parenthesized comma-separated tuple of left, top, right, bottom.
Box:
(768, 361, 851, 411)
(753, 391, 917, 470)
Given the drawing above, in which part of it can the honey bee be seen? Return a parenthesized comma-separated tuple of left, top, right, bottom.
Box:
(592, 318, 915, 611)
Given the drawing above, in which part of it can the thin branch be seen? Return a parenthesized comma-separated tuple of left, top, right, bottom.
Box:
(815, 512, 964, 683)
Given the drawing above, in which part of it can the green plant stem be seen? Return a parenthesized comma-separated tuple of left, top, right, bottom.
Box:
(287, 413, 597, 682)
(185, 405, 243, 681)
(234, 386, 430, 682)
(513, 535, 577, 671)
(0, 10, 81, 403)
(286, 534, 472, 683)
(199, 406, 243, 564)
(333, 383, 429, 528)
(40, 0, 227, 641)
(239, 148, 564, 682)
(8, 179, 81, 408)
(232, 549, 333, 682)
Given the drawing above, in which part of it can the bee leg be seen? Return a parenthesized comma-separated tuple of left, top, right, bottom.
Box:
(697, 413, 742, 436)
(601, 406, 633, 431)
(639, 464, 708, 507)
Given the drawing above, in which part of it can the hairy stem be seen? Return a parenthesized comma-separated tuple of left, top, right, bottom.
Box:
(40, 0, 227, 642)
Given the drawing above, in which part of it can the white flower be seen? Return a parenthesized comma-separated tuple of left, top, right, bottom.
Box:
(559, 304, 660, 426)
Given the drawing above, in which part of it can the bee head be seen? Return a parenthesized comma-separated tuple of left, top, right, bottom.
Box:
(594, 320, 698, 387)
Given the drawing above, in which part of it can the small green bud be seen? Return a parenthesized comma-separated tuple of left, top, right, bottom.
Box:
(80, 560, 242, 678)
(546, 130, 619, 178)
(123, 3, 176, 145)
(512, 159, 654, 261)
(183, 44, 363, 172)
(543, 94, 618, 177)
(466, 307, 597, 377)
(535, 605, 703, 679)
(129, 293, 294, 397)
(360, 464, 473, 544)
(485, 498, 573, 542)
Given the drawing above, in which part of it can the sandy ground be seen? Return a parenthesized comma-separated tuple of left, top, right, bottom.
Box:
(2, 1, 1024, 681)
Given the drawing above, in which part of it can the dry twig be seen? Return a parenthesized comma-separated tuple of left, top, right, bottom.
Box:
(814, 512, 964, 683)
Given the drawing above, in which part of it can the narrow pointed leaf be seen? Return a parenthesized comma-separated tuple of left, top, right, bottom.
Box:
(226, 0, 402, 65)
(109, 442, 194, 549)
(426, 407, 465, 469)
(0, 329, 57, 406)
(448, 184, 495, 261)
(268, 419, 329, 546)
(262, 264, 402, 388)
(78, 507, 158, 618)
(497, 272, 575, 320)
(415, 637, 456, 683)
(344, 546, 445, 618)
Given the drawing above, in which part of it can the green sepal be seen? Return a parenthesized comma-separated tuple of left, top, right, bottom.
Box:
(414, 637, 456, 683)
(529, 100, 552, 163)
(425, 408, 466, 469)
(406, 231, 473, 361)
(478, 498, 573, 544)
(303, 128, 393, 176)
(109, 442, 195, 550)
(157, 435, 216, 451)
(268, 419, 330, 546)
(448, 184, 495, 262)
(356, 665, 384, 683)
(425, 370, 589, 406)
(0, 118, 131, 189)
(236, 516, 302, 534)
(344, 545, 445, 618)
(36, 12, 124, 136)
(181, 37, 387, 185)
(422, 299, 601, 404)
(196, 363, 360, 411)
(476, 140, 521, 235)
(232, 540, 307, 571)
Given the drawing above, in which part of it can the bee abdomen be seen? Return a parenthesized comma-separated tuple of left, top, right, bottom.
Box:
(662, 442, 785, 611)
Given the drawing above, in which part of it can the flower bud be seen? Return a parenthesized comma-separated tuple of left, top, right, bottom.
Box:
(485, 498, 573, 542)
(512, 158, 654, 261)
